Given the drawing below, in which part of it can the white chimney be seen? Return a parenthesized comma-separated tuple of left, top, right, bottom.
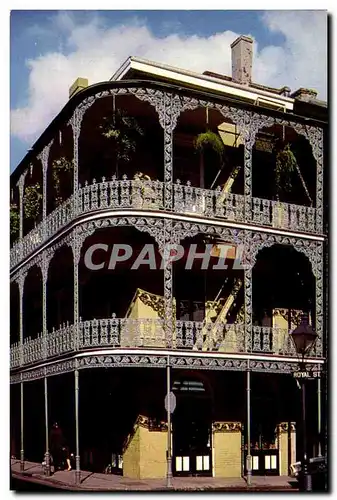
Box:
(231, 35, 253, 85)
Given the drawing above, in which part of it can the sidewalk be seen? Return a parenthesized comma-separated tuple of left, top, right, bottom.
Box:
(11, 460, 298, 491)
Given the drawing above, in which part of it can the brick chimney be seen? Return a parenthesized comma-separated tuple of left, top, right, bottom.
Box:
(231, 35, 253, 85)
(290, 88, 318, 102)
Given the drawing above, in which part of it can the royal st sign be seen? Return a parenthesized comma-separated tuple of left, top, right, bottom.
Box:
(293, 370, 320, 380)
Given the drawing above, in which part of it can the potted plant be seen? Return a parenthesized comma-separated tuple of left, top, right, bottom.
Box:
(275, 142, 297, 200)
(194, 129, 225, 189)
(194, 107, 225, 188)
(23, 183, 42, 227)
(10, 203, 19, 242)
(100, 107, 144, 178)
(273, 141, 297, 227)
(52, 157, 74, 208)
(191, 127, 225, 214)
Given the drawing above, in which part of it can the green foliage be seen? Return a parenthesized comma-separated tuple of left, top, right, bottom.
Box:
(23, 183, 42, 222)
(10, 203, 19, 239)
(100, 109, 144, 163)
(194, 130, 225, 158)
(275, 143, 298, 196)
(52, 157, 74, 207)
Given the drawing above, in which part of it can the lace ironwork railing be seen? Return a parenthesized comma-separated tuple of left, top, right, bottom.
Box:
(77, 177, 165, 214)
(22, 334, 44, 365)
(251, 326, 298, 356)
(46, 322, 74, 358)
(10, 196, 75, 268)
(10, 342, 21, 368)
(44, 196, 75, 240)
(10, 318, 321, 369)
(175, 320, 246, 352)
(78, 316, 166, 348)
(173, 181, 245, 221)
(252, 198, 317, 233)
(10, 182, 320, 269)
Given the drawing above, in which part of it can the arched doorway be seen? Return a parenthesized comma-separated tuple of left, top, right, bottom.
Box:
(172, 375, 213, 476)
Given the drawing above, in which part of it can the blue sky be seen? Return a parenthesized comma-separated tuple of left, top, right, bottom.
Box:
(10, 10, 327, 173)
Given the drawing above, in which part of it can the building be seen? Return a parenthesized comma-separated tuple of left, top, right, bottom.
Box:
(10, 35, 328, 483)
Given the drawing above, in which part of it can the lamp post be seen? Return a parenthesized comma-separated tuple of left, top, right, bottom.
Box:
(290, 313, 317, 492)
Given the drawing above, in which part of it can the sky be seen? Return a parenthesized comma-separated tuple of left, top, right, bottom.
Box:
(10, 9, 328, 173)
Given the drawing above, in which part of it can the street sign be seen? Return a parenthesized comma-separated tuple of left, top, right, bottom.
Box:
(164, 391, 176, 413)
(293, 370, 320, 380)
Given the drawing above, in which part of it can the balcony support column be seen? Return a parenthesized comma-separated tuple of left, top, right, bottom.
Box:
(244, 234, 253, 485)
(69, 227, 95, 483)
(37, 141, 53, 224)
(166, 356, 173, 487)
(69, 109, 80, 193)
(69, 107, 86, 218)
(162, 219, 174, 349)
(163, 96, 173, 210)
(70, 229, 84, 484)
(158, 93, 182, 347)
(71, 229, 83, 353)
(317, 373, 322, 457)
(17, 170, 27, 244)
(42, 251, 52, 476)
(160, 92, 182, 210)
(239, 112, 253, 223)
(309, 126, 324, 234)
(314, 242, 324, 357)
(17, 272, 26, 471)
(43, 372, 50, 476)
(74, 361, 80, 484)
(246, 364, 252, 486)
(20, 378, 24, 472)
(244, 235, 253, 353)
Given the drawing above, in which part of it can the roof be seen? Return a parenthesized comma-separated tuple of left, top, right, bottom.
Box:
(111, 56, 295, 111)
(202, 70, 290, 97)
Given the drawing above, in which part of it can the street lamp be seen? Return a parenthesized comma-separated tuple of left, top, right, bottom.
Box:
(290, 313, 317, 492)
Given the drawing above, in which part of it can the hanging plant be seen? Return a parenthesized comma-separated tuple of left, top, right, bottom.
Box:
(100, 109, 144, 165)
(275, 142, 297, 198)
(194, 130, 225, 158)
(10, 203, 19, 239)
(52, 157, 74, 207)
(194, 126, 225, 190)
(23, 183, 42, 224)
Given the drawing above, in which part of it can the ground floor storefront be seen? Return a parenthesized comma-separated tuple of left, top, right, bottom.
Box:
(10, 366, 322, 480)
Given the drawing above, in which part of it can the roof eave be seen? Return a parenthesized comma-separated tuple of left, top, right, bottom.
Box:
(112, 56, 294, 111)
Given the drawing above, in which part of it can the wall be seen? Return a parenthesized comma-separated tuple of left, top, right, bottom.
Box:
(213, 422, 242, 477)
(277, 422, 296, 476)
(123, 415, 167, 479)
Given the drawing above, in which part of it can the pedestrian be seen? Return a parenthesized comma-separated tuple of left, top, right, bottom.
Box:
(50, 422, 72, 471)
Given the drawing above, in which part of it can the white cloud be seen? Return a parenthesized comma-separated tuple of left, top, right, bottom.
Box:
(256, 11, 327, 96)
(10, 11, 327, 144)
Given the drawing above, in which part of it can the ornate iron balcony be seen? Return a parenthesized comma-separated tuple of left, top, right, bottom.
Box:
(10, 319, 322, 370)
(10, 178, 320, 269)
(252, 198, 317, 233)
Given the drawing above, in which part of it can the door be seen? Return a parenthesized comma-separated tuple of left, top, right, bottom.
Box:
(172, 380, 212, 477)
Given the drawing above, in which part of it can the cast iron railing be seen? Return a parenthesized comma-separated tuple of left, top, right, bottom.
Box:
(10, 318, 321, 370)
(10, 177, 320, 268)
